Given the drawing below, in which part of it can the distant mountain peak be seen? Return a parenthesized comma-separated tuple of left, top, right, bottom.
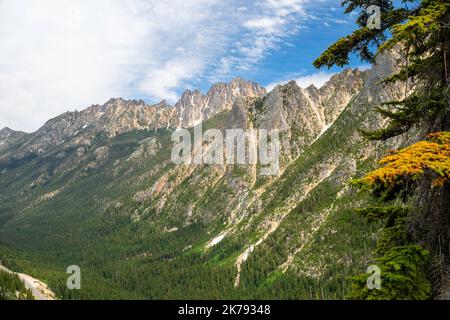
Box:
(0, 127, 25, 138)
(305, 84, 318, 91)
(153, 100, 172, 108)
(176, 78, 266, 128)
(105, 97, 146, 107)
(0, 127, 27, 153)
(2, 68, 368, 157)
(229, 76, 251, 84)
(0, 127, 12, 134)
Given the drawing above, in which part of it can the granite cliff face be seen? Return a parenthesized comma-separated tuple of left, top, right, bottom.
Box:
(176, 77, 267, 128)
(262, 68, 366, 131)
(226, 68, 366, 160)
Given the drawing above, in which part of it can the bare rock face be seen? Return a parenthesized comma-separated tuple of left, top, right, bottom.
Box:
(259, 81, 321, 132)
(175, 89, 205, 128)
(176, 77, 266, 128)
(1, 78, 267, 162)
(256, 68, 365, 132)
(11, 99, 178, 157)
(225, 68, 366, 159)
(94, 98, 177, 136)
(0, 127, 27, 154)
(205, 77, 267, 117)
(316, 68, 367, 124)
(0, 127, 14, 140)
(0, 127, 27, 141)
(0, 127, 25, 140)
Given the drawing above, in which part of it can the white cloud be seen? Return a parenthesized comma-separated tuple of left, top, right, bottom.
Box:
(0, 0, 322, 132)
(0, 0, 152, 131)
(332, 18, 349, 24)
(294, 72, 336, 88)
(139, 59, 203, 102)
(220, 0, 310, 75)
(356, 64, 372, 71)
(244, 17, 284, 33)
(266, 71, 336, 92)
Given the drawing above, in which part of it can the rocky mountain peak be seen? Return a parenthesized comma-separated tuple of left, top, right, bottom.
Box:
(0, 127, 14, 139)
(232, 68, 367, 159)
(176, 78, 266, 128)
(230, 76, 245, 83)
(4, 77, 266, 156)
(2, 67, 369, 162)
(323, 68, 366, 91)
(0, 127, 27, 154)
(317, 67, 367, 124)
(305, 84, 318, 91)
(153, 100, 172, 109)
(12, 98, 177, 156)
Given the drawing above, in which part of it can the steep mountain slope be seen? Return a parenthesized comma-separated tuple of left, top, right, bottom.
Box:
(0, 53, 409, 299)
(0, 128, 27, 155)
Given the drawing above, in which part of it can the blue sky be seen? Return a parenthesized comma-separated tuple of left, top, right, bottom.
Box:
(190, 1, 368, 93)
(0, 0, 368, 132)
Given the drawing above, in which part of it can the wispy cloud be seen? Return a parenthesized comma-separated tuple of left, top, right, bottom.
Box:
(0, 0, 333, 132)
(266, 71, 336, 92)
(213, 0, 310, 79)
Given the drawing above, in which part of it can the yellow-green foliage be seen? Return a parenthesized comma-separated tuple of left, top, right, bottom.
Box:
(380, 0, 450, 53)
(355, 132, 450, 189)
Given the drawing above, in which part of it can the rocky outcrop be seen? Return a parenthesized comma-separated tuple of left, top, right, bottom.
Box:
(258, 68, 366, 131)
(176, 77, 266, 128)
(0, 127, 28, 154)
(224, 68, 366, 160)
(17, 98, 178, 155)
(0, 127, 23, 140)
(0, 126, 26, 139)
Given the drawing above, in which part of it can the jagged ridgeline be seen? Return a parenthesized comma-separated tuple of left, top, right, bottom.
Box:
(0, 52, 411, 299)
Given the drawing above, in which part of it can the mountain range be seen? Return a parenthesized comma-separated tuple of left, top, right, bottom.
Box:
(0, 51, 415, 299)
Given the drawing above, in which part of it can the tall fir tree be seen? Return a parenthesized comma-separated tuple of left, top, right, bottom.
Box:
(314, 0, 450, 299)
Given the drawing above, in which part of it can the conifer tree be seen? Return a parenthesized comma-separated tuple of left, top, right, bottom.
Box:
(315, 0, 450, 299)
(315, 0, 450, 137)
